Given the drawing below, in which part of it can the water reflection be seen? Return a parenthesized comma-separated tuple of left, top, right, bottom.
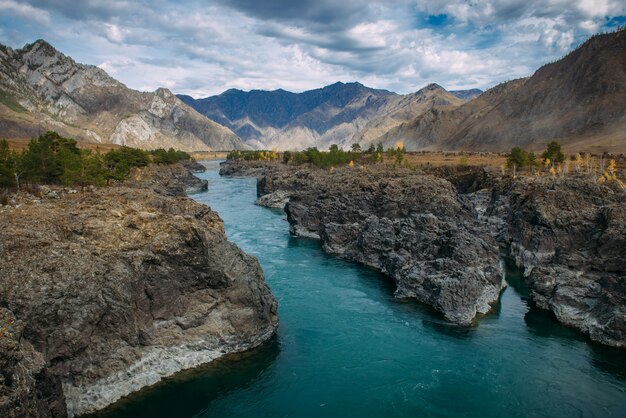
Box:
(590, 344, 626, 381)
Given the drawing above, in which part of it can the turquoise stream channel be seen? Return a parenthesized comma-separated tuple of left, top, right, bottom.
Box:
(97, 161, 626, 418)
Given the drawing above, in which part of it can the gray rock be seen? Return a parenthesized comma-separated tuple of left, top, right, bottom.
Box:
(225, 161, 505, 326)
(222, 160, 626, 347)
(0, 167, 278, 416)
(495, 176, 626, 347)
(122, 162, 208, 196)
(255, 190, 291, 209)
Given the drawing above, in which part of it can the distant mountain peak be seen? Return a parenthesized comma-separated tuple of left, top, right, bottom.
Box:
(424, 83, 445, 91)
(155, 87, 174, 98)
(379, 29, 626, 152)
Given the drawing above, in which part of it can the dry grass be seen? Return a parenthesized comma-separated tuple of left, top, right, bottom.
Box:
(388, 151, 508, 168)
(378, 151, 626, 173)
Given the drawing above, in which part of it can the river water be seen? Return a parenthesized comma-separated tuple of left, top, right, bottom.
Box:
(97, 161, 626, 418)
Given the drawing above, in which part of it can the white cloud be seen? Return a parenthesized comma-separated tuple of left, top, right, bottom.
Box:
(1, 0, 624, 96)
(540, 28, 575, 51)
(0, 0, 50, 24)
(103, 24, 124, 43)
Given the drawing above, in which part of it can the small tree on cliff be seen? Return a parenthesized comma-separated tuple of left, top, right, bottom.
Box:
(507, 146, 529, 177)
(542, 141, 565, 167)
(351, 143, 361, 153)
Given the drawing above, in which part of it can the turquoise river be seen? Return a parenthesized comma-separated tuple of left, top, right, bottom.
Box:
(96, 161, 626, 418)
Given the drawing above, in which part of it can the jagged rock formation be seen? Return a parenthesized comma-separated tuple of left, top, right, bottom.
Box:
(221, 161, 505, 325)
(122, 160, 209, 196)
(179, 82, 473, 151)
(220, 160, 626, 347)
(0, 163, 278, 417)
(0, 40, 245, 151)
(495, 176, 626, 347)
(379, 30, 626, 153)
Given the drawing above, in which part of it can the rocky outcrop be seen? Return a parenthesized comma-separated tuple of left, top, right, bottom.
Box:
(0, 40, 246, 151)
(0, 166, 278, 416)
(223, 161, 504, 325)
(182, 159, 208, 174)
(255, 190, 291, 209)
(494, 176, 626, 347)
(221, 160, 626, 347)
(123, 161, 208, 196)
(0, 308, 65, 417)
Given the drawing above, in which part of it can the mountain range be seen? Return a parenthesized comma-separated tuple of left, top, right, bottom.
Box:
(178, 82, 478, 150)
(181, 29, 625, 153)
(0, 29, 624, 153)
(376, 29, 626, 153)
(0, 40, 244, 151)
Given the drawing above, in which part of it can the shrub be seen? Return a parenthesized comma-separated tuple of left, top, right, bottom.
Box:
(542, 141, 565, 165)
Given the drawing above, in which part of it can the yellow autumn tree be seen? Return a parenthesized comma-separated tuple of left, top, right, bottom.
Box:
(598, 159, 617, 183)
(608, 159, 617, 177)
(583, 153, 591, 173)
(575, 153, 583, 172)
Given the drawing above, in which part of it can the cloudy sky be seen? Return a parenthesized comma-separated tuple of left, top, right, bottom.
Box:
(1, 1, 624, 97)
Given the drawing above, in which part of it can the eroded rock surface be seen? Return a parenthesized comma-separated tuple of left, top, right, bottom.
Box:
(221, 160, 626, 347)
(494, 176, 626, 347)
(123, 161, 208, 196)
(0, 165, 277, 416)
(223, 161, 504, 325)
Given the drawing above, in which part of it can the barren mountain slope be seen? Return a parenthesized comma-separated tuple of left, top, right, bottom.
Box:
(0, 40, 245, 151)
(351, 83, 465, 147)
(379, 30, 626, 153)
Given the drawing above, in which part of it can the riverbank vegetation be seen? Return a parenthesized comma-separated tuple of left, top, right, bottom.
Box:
(228, 143, 407, 168)
(0, 131, 190, 189)
(506, 141, 623, 187)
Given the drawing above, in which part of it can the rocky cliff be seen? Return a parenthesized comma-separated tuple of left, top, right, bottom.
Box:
(0, 40, 245, 151)
(122, 160, 209, 196)
(495, 176, 626, 347)
(0, 164, 278, 416)
(220, 160, 626, 347)
(221, 161, 505, 326)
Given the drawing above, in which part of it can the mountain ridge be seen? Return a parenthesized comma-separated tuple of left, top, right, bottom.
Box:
(377, 29, 626, 153)
(0, 39, 246, 151)
(179, 82, 476, 150)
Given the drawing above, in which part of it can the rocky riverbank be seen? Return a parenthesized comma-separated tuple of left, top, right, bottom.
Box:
(122, 160, 209, 196)
(220, 160, 625, 347)
(0, 162, 278, 417)
(496, 176, 626, 347)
